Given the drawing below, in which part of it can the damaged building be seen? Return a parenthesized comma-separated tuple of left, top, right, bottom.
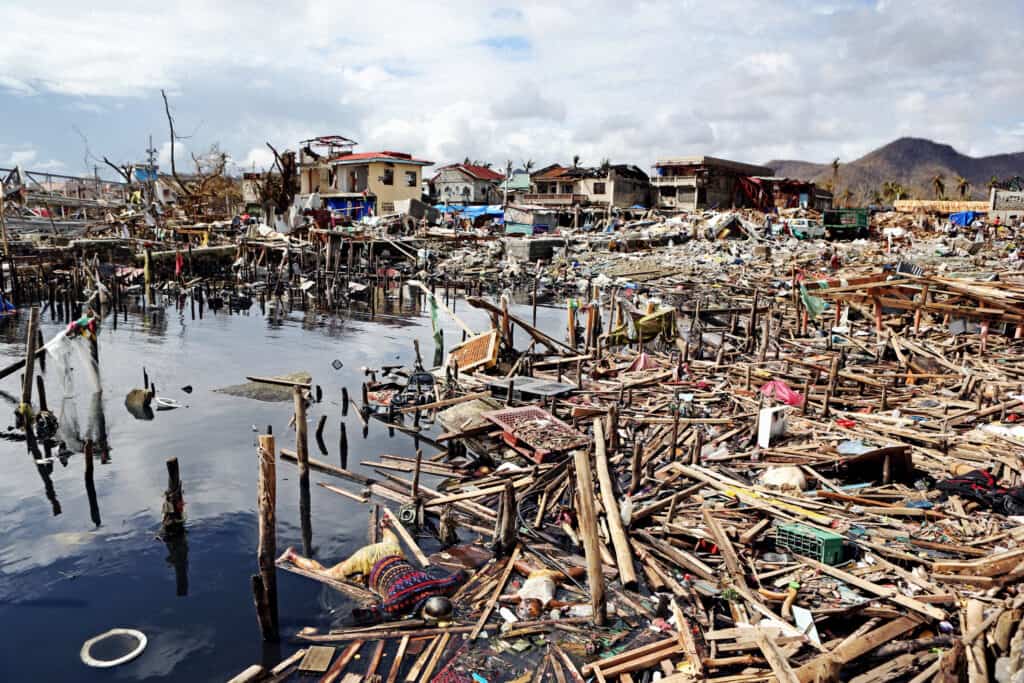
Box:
(430, 163, 505, 205)
(651, 156, 774, 211)
(298, 135, 432, 218)
(524, 164, 649, 209)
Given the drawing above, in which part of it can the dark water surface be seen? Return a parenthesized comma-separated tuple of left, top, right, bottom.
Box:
(0, 294, 565, 681)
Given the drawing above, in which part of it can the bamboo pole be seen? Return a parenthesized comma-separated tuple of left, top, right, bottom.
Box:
(572, 447, 606, 625)
(593, 418, 637, 589)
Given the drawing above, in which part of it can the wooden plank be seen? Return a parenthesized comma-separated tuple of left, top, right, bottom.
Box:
(298, 646, 336, 674)
(593, 417, 638, 589)
(754, 628, 799, 683)
(796, 556, 944, 621)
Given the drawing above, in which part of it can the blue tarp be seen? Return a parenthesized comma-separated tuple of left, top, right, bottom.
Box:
(326, 197, 375, 220)
(433, 204, 504, 219)
(950, 211, 978, 227)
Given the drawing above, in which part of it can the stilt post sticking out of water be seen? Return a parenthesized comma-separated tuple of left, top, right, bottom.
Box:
(21, 307, 40, 457)
(253, 434, 279, 641)
(162, 457, 185, 536)
(144, 247, 153, 307)
(293, 386, 312, 557)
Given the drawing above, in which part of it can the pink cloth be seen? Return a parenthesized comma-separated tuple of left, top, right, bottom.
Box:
(760, 379, 803, 406)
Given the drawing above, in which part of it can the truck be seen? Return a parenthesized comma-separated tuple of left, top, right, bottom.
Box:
(822, 208, 870, 240)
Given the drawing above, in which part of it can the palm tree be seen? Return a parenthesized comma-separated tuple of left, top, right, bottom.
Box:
(932, 174, 946, 200)
(572, 155, 581, 168)
(891, 183, 907, 201)
(830, 157, 840, 193)
(839, 188, 854, 208)
(989, 175, 1001, 191)
(956, 176, 970, 199)
(522, 159, 535, 175)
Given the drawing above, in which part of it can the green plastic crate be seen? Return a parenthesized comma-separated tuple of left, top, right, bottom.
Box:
(775, 523, 845, 565)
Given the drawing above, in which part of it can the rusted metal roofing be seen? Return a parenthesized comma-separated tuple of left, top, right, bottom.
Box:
(328, 151, 433, 166)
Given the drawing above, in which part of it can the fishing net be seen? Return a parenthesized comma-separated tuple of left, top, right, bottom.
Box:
(41, 330, 102, 453)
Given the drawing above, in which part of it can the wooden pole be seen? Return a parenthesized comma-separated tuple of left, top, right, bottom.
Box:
(144, 247, 154, 306)
(21, 306, 40, 456)
(572, 447, 606, 625)
(254, 434, 279, 641)
(162, 457, 185, 536)
(294, 387, 312, 555)
(593, 418, 637, 589)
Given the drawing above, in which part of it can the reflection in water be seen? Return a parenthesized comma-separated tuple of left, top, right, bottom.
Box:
(87, 390, 111, 463)
(84, 440, 100, 527)
(299, 476, 313, 558)
(164, 533, 189, 597)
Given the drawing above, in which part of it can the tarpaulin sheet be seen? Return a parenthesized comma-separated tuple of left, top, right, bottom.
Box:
(433, 204, 504, 219)
(950, 211, 978, 227)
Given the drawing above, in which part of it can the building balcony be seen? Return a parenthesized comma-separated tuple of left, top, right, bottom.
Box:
(650, 175, 698, 187)
(521, 193, 587, 205)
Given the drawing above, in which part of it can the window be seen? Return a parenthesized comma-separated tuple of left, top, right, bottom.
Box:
(561, 183, 573, 194)
(593, 182, 607, 195)
(382, 168, 394, 185)
(405, 171, 417, 187)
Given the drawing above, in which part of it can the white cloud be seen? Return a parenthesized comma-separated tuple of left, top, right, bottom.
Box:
(8, 148, 37, 166)
(0, 0, 1022, 173)
(241, 146, 275, 172)
(157, 141, 189, 171)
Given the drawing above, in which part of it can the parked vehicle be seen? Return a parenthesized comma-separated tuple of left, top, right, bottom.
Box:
(784, 218, 825, 239)
(823, 208, 870, 239)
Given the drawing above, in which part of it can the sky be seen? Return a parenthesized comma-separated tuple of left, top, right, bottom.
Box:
(1, 0, 1022, 179)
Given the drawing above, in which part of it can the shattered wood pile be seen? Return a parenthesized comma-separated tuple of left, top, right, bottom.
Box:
(241, 236, 1024, 683)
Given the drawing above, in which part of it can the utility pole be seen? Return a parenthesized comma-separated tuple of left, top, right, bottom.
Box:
(503, 160, 512, 209)
(145, 135, 158, 206)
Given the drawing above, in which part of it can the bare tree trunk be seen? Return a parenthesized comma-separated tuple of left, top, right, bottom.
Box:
(161, 89, 191, 198)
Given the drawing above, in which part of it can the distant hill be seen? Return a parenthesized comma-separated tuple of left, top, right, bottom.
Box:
(767, 137, 1024, 203)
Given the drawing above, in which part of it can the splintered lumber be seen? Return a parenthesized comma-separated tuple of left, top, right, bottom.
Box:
(384, 635, 411, 683)
(419, 632, 450, 683)
(795, 616, 921, 683)
(298, 626, 474, 643)
(797, 556, 944, 621)
(320, 640, 363, 683)
(702, 506, 743, 578)
(396, 391, 491, 414)
(275, 561, 376, 602)
(754, 628, 800, 683)
(469, 545, 521, 640)
(593, 417, 638, 589)
(573, 447, 607, 626)
(964, 599, 988, 683)
(583, 636, 684, 677)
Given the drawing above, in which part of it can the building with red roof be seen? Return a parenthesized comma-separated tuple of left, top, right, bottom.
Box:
(297, 135, 432, 218)
(430, 163, 505, 205)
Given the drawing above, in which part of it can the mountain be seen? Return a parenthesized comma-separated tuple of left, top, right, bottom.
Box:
(767, 137, 1024, 202)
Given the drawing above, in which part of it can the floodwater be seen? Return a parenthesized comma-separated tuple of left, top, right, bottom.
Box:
(0, 290, 566, 681)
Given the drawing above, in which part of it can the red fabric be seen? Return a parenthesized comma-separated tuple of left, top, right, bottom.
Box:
(175, 251, 184, 276)
(759, 379, 803, 406)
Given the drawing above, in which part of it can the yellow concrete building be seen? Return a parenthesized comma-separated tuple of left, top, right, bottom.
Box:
(298, 135, 432, 217)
